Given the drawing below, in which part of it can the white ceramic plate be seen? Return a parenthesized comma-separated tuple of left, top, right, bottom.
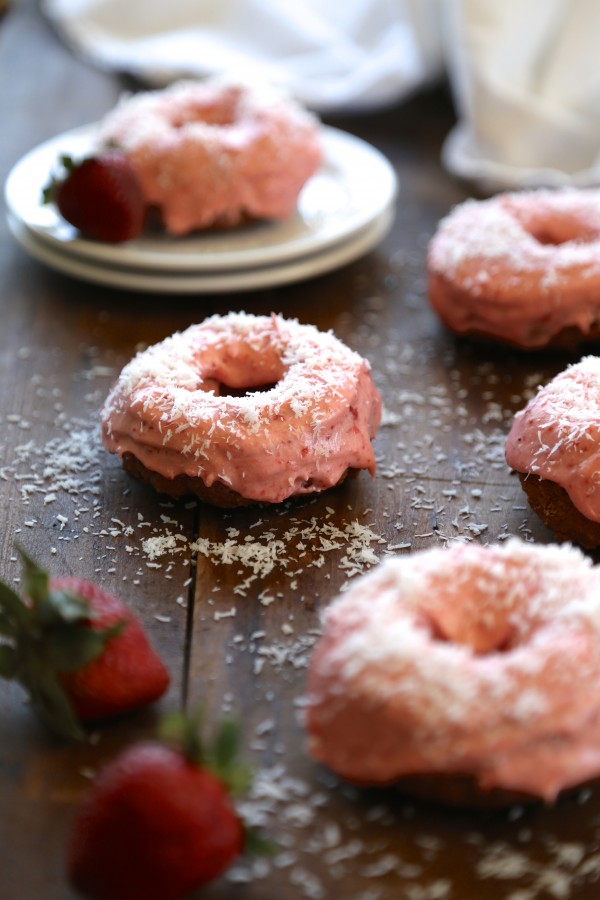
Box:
(7, 204, 394, 293)
(5, 124, 397, 273)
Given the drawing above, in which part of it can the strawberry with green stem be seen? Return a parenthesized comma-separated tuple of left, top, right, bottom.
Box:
(42, 150, 147, 243)
(0, 548, 170, 740)
(68, 710, 266, 900)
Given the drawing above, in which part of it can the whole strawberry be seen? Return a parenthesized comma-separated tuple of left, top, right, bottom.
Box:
(0, 548, 170, 739)
(68, 713, 250, 900)
(42, 150, 146, 242)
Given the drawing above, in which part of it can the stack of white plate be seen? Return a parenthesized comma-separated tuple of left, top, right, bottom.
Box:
(5, 124, 397, 294)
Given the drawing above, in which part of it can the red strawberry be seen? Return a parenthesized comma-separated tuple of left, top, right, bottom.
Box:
(68, 713, 252, 900)
(42, 150, 146, 242)
(0, 548, 170, 739)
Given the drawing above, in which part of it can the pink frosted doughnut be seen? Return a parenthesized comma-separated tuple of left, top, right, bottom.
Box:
(306, 539, 600, 803)
(427, 188, 600, 349)
(506, 355, 600, 547)
(101, 312, 382, 507)
(95, 78, 323, 236)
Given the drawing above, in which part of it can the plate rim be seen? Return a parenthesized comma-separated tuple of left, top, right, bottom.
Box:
(7, 203, 395, 294)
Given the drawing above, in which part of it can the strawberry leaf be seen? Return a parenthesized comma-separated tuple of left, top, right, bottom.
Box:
(213, 718, 252, 795)
(0, 582, 29, 631)
(159, 710, 252, 795)
(0, 613, 17, 638)
(18, 546, 49, 603)
(219, 757, 252, 796)
(42, 155, 76, 205)
(47, 588, 93, 623)
(215, 717, 240, 768)
(243, 825, 277, 858)
(159, 708, 204, 764)
(45, 621, 123, 673)
(0, 644, 18, 678)
(25, 666, 84, 741)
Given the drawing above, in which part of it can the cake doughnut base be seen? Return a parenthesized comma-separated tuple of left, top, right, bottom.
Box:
(122, 452, 352, 508)
(122, 453, 253, 507)
(395, 773, 541, 809)
(518, 473, 600, 549)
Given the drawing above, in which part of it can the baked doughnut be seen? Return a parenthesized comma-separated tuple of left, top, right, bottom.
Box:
(101, 312, 382, 507)
(306, 539, 600, 805)
(94, 78, 323, 235)
(427, 188, 600, 349)
(505, 355, 600, 547)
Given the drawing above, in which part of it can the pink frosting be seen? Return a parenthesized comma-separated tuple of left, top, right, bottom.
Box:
(427, 189, 600, 347)
(505, 355, 600, 521)
(95, 79, 323, 235)
(101, 312, 381, 504)
(306, 539, 600, 801)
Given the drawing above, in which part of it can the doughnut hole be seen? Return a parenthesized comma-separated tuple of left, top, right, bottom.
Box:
(417, 569, 520, 655)
(172, 93, 239, 128)
(421, 609, 516, 655)
(507, 202, 600, 245)
(197, 340, 286, 396)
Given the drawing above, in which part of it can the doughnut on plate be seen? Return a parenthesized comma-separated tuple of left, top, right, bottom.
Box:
(4, 123, 397, 292)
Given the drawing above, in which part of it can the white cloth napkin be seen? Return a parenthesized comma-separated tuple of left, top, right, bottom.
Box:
(442, 0, 600, 191)
(42, 0, 600, 192)
(41, 0, 443, 114)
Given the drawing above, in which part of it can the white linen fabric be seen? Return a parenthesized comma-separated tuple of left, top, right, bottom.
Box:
(41, 0, 600, 191)
(442, 0, 600, 191)
(41, 0, 444, 113)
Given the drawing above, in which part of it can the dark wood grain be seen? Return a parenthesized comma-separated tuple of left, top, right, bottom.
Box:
(2, 2, 600, 899)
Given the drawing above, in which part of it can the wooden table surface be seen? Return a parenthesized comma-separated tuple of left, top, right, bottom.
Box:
(3, 3, 600, 899)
